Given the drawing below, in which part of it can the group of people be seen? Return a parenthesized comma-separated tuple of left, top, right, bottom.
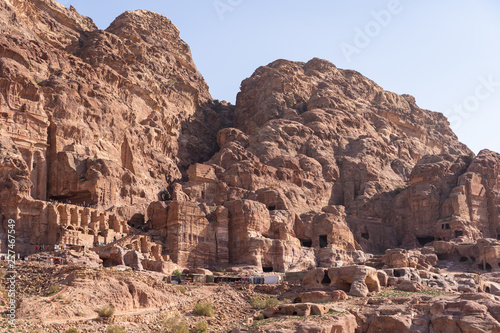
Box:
(47, 199, 98, 209)
(35, 244, 45, 253)
(93, 234, 125, 247)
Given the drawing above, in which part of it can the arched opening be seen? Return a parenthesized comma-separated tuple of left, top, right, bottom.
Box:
(66, 226, 74, 230)
(486, 286, 491, 293)
(267, 205, 276, 211)
(321, 272, 331, 286)
(361, 232, 369, 240)
(417, 236, 435, 246)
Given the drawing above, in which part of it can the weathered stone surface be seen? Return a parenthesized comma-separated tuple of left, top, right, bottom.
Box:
(0, 0, 226, 258)
(302, 266, 380, 297)
(123, 250, 144, 270)
(3, 0, 500, 279)
(366, 315, 412, 333)
(294, 290, 348, 303)
(430, 299, 500, 333)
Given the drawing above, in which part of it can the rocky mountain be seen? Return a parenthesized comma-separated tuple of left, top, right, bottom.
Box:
(6, 1, 500, 333)
(0, 0, 499, 277)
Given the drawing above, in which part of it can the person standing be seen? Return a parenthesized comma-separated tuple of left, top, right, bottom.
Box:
(35, 245, 39, 253)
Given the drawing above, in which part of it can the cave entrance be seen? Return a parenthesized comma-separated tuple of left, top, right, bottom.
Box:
(479, 263, 493, 272)
(319, 235, 328, 248)
(361, 232, 370, 240)
(128, 213, 145, 229)
(300, 239, 312, 248)
(267, 205, 276, 211)
(417, 236, 435, 246)
(321, 272, 331, 286)
(262, 266, 274, 273)
(455, 230, 464, 238)
(50, 190, 93, 206)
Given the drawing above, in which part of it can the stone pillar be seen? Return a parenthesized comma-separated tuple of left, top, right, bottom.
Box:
(32, 150, 47, 200)
(70, 208, 80, 227)
(98, 213, 107, 231)
(81, 208, 89, 228)
(58, 205, 69, 226)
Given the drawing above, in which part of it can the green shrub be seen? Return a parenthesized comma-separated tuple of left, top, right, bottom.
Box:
(265, 297, 279, 308)
(249, 296, 279, 309)
(107, 326, 126, 333)
(193, 302, 214, 317)
(194, 321, 208, 333)
(175, 285, 186, 294)
(65, 328, 81, 333)
(97, 305, 116, 318)
(160, 315, 189, 333)
(172, 269, 182, 278)
(47, 284, 62, 296)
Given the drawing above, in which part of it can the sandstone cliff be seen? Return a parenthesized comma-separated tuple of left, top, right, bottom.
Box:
(1, 0, 499, 275)
(0, 0, 230, 254)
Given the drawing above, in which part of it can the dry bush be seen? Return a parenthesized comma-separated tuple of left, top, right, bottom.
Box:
(97, 305, 116, 318)
(194, 302, 214, 317)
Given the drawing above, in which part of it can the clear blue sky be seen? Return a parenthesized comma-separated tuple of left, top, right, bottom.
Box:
(63, 0, 500, 154)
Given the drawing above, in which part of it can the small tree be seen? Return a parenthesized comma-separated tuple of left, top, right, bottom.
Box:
(172, 269, 183, 283)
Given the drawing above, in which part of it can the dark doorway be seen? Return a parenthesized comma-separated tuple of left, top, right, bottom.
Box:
(321, 272, 331, 286)
(300, 240, 312, 247)
(455, 230, 464, 238)
(417, 236, 435, 246)
(263, 266, 273, 273)
(319, 235, 328, 248)
(361, 232, 369, 240)
(268, 205, 276, 211)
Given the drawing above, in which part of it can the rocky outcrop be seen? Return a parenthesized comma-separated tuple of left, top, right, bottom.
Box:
(302, 266, 380, 297)
(0, 0, 227, 255)
(3, 0, 500, 277)
(294, 290, 348, 303)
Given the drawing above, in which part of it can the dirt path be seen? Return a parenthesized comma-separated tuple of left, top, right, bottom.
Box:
(42, 307, 162, 324)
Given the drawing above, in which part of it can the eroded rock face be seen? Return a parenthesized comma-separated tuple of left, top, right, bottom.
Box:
(0, 0, 227, 254)
(302, 266, 380, 297)
(3, 0, 500, 274)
